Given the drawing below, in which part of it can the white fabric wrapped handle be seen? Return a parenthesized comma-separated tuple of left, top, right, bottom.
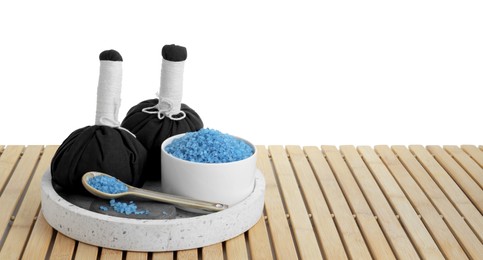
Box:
(142, 44, 187, 121)
(159, 59, 185, 118)
(94, 50, 134, 136)
(96, 59, 123, 127)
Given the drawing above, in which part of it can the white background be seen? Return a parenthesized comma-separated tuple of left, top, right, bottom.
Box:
(1, 0, 482, 146)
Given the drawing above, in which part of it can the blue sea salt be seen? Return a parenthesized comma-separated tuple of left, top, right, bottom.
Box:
(97, 200, 149, 215)
(87, 175, 128, 194)
(109, 199, 149, 215)
(88, 175, 148, 215)
(165, 129, 254, 163)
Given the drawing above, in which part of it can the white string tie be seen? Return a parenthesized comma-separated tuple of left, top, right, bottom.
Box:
(141, 92, 186, 121)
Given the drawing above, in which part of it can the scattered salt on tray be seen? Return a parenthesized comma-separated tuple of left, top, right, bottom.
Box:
(165, 128, 254, 163)
(87, 175, 149, 215)
(109, 199, 150, 215)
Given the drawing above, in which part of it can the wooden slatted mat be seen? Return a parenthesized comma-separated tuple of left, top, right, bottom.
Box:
(0, 145, 482, 259)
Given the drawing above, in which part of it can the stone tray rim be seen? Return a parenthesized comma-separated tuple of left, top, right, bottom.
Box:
(41, 169, 265, 251)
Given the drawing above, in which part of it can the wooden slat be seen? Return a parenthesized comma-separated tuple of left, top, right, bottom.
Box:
(410, 145, 483, 240)
(255, 145, 298, 259)
(0, 146, 23, 192)
(201, 243, 222, 260)
(318, 146, 395, 259)
(74, 242, 99, 259)
(100, 248, 123, 260)
(176, 248, 197, 260)
(21, 212, 54, 259)
(0, 145, 57, 260)
(339, 145, 420, 259)
(444, 145, 483, 189)
(287, 146, 351, 259)
(428, 146, 483, 212)
(0, 145, 42, 239)
(394, 146, 483, 259)
(152, 251, 173, 260)
(126, 252, 148, 260)
(269, 145, 323, 259)
(247, 216, 273, 260)
(50, 232, 76, 259)
(375, 146, 467, 259)
(0, 145, 22, 186)
(226, 234, 249, 260)
(461, 145, 483, 168)
(360, 146, 444, 259)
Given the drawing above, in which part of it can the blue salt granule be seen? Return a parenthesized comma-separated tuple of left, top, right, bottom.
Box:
(165, 128, 254, 163)
(87, 175, 128, 194)
(109, 199, 149, 215)
(88, 176, 148, 215)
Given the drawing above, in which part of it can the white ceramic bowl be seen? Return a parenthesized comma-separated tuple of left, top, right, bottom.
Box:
(161, 133, 257, 209)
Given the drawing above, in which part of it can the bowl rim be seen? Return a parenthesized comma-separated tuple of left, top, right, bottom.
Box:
(161, 132, 258, 166)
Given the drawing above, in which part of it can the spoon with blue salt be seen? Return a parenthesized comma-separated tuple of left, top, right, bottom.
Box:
(82, 171, 228, 212)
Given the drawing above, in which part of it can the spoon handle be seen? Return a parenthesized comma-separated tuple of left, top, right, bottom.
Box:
(129, 187, 229, 212)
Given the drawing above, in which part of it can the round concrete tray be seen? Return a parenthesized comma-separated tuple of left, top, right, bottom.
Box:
(41, 169, 265, 252)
